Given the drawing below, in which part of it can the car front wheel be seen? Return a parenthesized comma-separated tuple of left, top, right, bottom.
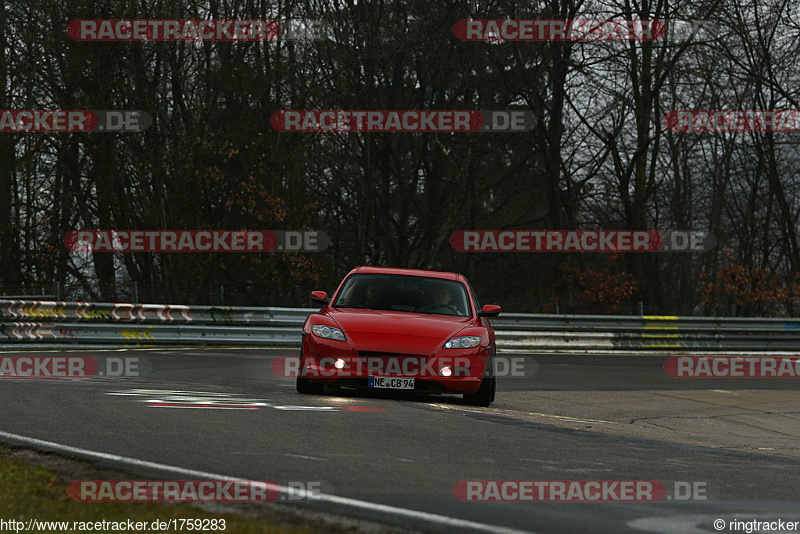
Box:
(296, 377, 324, 395)
(464, 375, 495, 407)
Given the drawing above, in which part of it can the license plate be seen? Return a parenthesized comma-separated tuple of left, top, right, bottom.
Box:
(369, 376, 415, 389)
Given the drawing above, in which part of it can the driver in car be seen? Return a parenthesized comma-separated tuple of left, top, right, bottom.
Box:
(422, 286, 459, 314)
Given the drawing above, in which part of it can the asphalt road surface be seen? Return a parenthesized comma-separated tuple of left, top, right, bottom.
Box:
(1, 348, 799, 533)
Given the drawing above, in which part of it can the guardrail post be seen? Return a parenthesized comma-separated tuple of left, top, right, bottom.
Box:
(637, 301, 644, 316)
(52, 281, 60, 300)
(131, 281, 139, 304)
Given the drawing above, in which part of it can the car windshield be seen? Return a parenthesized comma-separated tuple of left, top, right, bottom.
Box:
(332, 273, 471, 317)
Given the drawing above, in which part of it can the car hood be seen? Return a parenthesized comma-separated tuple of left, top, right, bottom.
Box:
(327, 308, 473, 340)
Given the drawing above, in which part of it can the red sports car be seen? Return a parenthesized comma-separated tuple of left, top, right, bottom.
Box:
(298, 266, 501, 406)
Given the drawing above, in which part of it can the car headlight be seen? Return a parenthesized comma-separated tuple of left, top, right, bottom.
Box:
(311, 325, 346, 341)
(444, 336, 482, 349)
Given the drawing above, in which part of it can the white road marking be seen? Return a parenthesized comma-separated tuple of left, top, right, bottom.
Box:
(107, 390, 339, 411)
(628, 514, 717, 533)
(284, 453, 324, 461)
(0, 430, 533, 534)
(430, 403, 614, 424)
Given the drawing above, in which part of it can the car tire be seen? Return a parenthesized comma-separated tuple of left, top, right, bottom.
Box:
(464, 375, 494, 407)
(296, 377, 324, 395)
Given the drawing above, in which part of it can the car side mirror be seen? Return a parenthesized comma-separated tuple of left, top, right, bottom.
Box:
(311, 291, 329, 304)
(478, 304, 501, 317)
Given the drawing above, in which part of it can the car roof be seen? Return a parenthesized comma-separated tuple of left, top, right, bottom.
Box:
(348, 266, 464, 282)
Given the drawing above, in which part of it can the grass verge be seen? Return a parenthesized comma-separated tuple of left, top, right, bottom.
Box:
(0, 446, 369, 533)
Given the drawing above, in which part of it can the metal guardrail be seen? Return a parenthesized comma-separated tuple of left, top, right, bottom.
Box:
(493, 313, 800, 352)
(0, 301, 306, 346)
(0, 300, 798, 353)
